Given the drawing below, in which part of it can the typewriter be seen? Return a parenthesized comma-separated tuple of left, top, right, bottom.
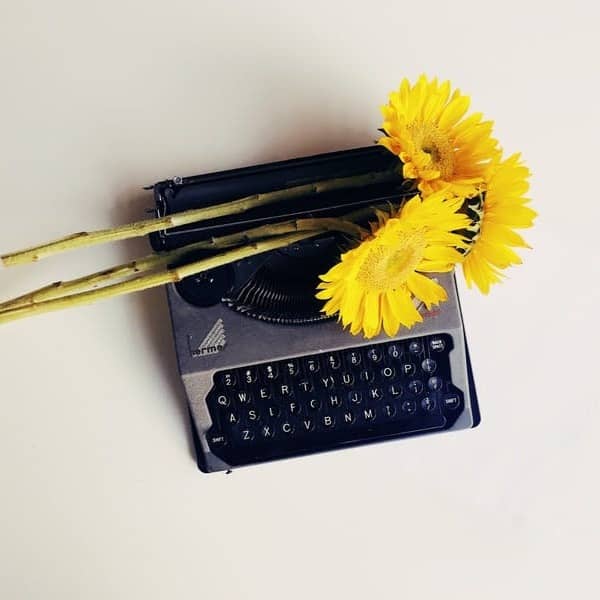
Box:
(149, 146, 480, 473)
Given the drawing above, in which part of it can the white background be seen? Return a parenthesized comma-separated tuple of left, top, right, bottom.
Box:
(1, 2, 599, 598)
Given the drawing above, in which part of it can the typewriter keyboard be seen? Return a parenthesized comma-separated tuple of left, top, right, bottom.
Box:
(204, 333, 464, 466)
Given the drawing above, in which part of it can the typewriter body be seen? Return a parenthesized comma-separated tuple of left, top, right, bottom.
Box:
(150, 146, 480, 473)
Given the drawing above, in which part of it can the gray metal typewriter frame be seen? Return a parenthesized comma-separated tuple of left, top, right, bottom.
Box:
(167, 271, 476, 472)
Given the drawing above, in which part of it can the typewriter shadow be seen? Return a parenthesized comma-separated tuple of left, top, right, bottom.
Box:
(111, 189, 196, 461)
(246, 106, 373, 166)
(108, 104, 370, 461)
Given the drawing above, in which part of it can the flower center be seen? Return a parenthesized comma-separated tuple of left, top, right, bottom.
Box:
(408, 122, 454, 178)
(356, 229, 427, 290)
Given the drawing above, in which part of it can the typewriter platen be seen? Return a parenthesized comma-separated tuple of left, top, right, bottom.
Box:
(150, 146, 480, 472)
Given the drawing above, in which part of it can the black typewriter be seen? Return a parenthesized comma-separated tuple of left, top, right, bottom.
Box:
(149, 146, 480, 473)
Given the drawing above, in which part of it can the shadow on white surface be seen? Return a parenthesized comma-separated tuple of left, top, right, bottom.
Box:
(109, 187, 196, 460)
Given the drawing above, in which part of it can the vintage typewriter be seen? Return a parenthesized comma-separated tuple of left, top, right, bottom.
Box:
(149, 146, 480, 473)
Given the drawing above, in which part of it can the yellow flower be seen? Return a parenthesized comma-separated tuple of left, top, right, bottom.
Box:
(316, 191, 469, 338)
(379, 75, 500, 197)
(461, 153, 536, 294)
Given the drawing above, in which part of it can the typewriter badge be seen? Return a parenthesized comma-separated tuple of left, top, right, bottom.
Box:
(188, 318, 227, 358)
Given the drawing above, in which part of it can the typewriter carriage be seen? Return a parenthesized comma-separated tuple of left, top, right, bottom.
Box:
(151, 146, 412, 325)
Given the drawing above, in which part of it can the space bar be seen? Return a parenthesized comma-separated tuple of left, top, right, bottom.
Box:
(244, 415, 449, 462)
(320, 414, 448, 447)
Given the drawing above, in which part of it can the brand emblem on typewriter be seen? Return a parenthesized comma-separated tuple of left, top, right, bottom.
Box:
(189, 318, 226, 357)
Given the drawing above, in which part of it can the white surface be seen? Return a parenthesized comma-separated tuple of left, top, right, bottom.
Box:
(1, 2, 599, 598)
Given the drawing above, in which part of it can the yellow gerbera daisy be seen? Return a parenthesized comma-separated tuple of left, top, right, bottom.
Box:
(316, 191, 469, 338)
(379, 75, 500, 197)
(461, 153, 536, 294)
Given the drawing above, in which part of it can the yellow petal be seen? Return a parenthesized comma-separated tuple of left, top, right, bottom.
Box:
(315, 288, 333, 300)
(422, 246, 464, 264)
(406, 272, 448, 309)
(362, 291, 382, 338)
(476, 239, 523, 268)
(318, 260, 347, 283)
(350, 296, 366, 336)
(394, 289, 423, 328)
(417, 260, 456, 273)
(382, 291, 401, 337)
(483, 223, 530, 248)
(438, 94, 470, 129)
(339, 287, 362, 328)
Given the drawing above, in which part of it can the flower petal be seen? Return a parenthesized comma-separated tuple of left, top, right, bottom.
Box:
(406, 272, 448, 309)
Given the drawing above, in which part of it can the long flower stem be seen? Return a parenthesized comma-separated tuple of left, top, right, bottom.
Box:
(0, 231, 323, 325)
(0, 217, 364, 312)
(1, 170, 399, 267)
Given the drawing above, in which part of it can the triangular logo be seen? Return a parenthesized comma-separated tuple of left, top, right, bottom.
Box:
(189, 318, 226, 357)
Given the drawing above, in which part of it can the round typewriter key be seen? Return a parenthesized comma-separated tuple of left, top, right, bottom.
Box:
(262, 363, 279, 381)
(342, 410, 355, 425)
(246, 409, 260, 422)
(266, 404, 280, 418)
(381, 366, 396, 379)
(281, 422, 295, 435)
(408, 380, 424, 395)
(260, 424, 275, 439)
(341, 372, 355, 387)
(383, 403, 396, 419)
(359, 369, 375, 383)
(278, 383, 293, 397)
(239, 428, 255, 442)
(287, 401, 301, 415)
(243, 368, 258, 384)
(366, 347, 383, 364)
(325, 353, 342, 370)
(428, 376, 444, 391)
(215, 394, 230, 407)
(318, 375, 336, 390)
(235, 390, 252, 405)
(401, 362, 416, 376)
(421, 397, 437, 412)
(348, 391, 363, 405)
(421, 358, 437, 374)
(361, 407, 376, 422)
(346, 350, 362, 367)
(300, 418, 315, 433)
(258, 387, 271, 400)
(297, 380, 313, 394)
(305, 358, 320, 374)
(401, 399, 417, 415)
(387, 344, 402, 360)
(220, 371, 237, 387)
(328, 394, 343, 408)
(322, 414, 336, 429)
(308, 397, 322, 411)
(284, 359, 300, 377)
(368, 387, 383, 401)
(409, 340, 423, 355)
(429, 337, 446, 352)
(388, 384, 403, 398)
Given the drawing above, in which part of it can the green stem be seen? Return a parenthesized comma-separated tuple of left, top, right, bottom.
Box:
(0, 231, 324, 325)
(1, 170, 399, 266)
(0, 217, 364, 312)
